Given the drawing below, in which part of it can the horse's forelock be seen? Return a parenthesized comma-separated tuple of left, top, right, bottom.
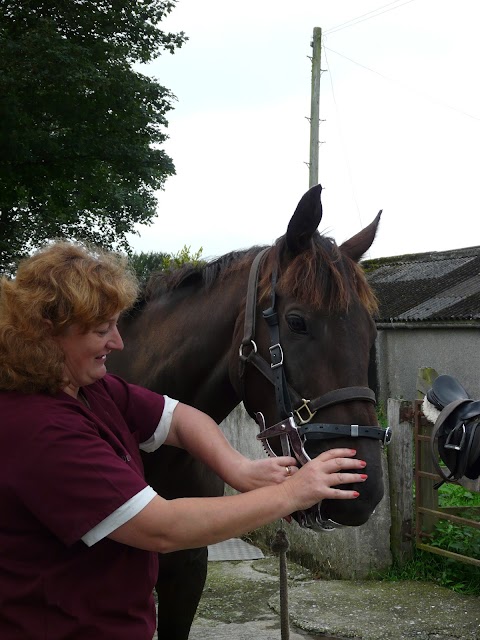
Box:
(274, 234, 377, 314)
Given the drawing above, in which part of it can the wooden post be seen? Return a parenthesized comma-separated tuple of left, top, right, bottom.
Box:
(387, 398, 414, 564)
(309, 27, 322, 188)
(416, 368, 439, 533)
(416, 367, 438, 398)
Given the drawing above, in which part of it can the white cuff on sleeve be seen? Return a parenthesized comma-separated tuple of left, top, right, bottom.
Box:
(139, 395, 179, 453)
(82, 486, 157, 547)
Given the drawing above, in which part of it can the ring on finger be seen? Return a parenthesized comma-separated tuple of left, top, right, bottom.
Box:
(285, 466, 292, 477)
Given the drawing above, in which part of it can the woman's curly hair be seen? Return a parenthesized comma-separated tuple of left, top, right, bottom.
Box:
(0, 241, 139, 394)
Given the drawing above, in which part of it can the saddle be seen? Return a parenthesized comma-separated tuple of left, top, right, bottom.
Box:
(425, 374, 480, 483)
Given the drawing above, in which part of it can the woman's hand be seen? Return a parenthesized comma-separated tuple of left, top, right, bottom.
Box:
(168, 403, 300, 493)
(283, 448, 367, 511)
(232, 456, 299, 492)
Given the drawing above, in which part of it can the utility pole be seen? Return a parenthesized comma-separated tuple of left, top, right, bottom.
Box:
(309, 27, 322, 188)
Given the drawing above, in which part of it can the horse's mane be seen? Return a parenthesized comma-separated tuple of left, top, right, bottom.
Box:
(137, 235, 377, 315)
(143, 246, 264, 301)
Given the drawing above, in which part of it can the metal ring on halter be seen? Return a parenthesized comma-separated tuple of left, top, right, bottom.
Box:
(238, 340, 257, 358)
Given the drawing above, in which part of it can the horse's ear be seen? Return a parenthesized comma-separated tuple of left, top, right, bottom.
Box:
(286, 184, 323, 255)
(340, 210, 382, 262)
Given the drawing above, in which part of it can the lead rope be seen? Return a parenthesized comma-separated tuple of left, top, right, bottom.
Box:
(271, 523, 290, 640)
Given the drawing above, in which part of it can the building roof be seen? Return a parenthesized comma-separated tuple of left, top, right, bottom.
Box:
(362, 246, 480, 323)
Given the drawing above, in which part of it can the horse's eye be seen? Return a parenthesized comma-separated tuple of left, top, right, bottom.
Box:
(286, 314, 307, 334)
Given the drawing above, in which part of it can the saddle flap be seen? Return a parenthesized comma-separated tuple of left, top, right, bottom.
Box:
(426, 374, 470, 410)
(433, 398, 480, 481)
(440, 398, 478, 430)
(465, 425, 480, 479)
(456, 399, 480, 422)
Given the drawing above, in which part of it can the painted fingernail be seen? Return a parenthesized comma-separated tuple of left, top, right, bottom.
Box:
(360, 474, 368, 480)
(350, 449, 357, 454)
(353, 491, 360, 498)
(359, 460, 367, 467)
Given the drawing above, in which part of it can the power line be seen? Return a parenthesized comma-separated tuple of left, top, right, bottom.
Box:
(322, 47, 364, 229)
(324, 46, 480, 123)
(324, 0, 417, 35)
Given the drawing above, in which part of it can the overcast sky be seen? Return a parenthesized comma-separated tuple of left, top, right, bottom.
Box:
(127, 0, 480, 262)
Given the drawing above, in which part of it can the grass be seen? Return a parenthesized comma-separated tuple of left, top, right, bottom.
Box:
(374, 548, 480, 596)
(374, 483, 480, 596)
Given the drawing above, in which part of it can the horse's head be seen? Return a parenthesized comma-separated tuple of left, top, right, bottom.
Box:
(231, 184, 387, 529)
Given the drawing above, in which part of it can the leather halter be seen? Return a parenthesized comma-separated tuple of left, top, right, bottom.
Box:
(238, 248, 391, 530)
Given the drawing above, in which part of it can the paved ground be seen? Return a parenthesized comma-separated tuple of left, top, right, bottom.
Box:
(154, 539, 480, 640)
(188, 558, 332, 640)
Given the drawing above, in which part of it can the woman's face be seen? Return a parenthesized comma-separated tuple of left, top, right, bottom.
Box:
(54, 313, 124, 396)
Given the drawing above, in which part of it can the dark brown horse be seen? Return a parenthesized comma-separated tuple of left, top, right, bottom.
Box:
(108, 184, 387, 639)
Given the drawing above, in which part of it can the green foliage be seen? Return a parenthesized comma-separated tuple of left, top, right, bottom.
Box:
(128, 250, 172, 282)
(435, 483, 480, 563)
(430, 520, 480, 561)
(375, 482, 480, 595)
(437, 483, 480, 508)
(373, 547, 480, 596)
(168, 245, 204, 269)
(0, 1, 187, 275)
(129, 246, 204, 282)
(376, 404, 388, 428)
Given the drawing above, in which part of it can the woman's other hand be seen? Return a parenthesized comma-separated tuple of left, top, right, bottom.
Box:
(233, 456, 298, 492)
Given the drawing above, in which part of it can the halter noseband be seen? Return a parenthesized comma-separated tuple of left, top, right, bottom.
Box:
(238, 248, 391, 531)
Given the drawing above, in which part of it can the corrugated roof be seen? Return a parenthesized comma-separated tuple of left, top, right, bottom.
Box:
(362, 246, 480, 323)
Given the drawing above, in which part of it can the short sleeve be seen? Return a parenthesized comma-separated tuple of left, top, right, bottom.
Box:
(92, 374, 167, 443)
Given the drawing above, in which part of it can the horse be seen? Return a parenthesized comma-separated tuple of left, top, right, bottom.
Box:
(108, 183, 388, 639)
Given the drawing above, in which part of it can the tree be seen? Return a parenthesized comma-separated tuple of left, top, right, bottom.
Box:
(0, 1, 187, 275)
(129, 246, 204, 282)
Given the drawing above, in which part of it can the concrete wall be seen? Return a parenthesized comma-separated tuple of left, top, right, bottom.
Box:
(375, 327, 480, 407)
(220, 404, 392, 579)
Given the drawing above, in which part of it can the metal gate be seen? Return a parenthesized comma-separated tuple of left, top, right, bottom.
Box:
(414, 399, 480, 567)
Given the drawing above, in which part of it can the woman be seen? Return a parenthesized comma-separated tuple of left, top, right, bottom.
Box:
(0, 241, 367, 639)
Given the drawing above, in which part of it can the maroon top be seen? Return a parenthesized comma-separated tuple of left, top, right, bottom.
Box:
(0, 374, 166, 639)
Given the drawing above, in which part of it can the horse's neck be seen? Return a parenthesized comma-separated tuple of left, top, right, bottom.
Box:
(115, 277, 246, 422)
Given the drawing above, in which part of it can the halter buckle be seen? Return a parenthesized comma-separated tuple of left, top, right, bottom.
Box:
(269, 343, 283, 368)
(383, 426, 393, 446)
(294, 398, 317, 425)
